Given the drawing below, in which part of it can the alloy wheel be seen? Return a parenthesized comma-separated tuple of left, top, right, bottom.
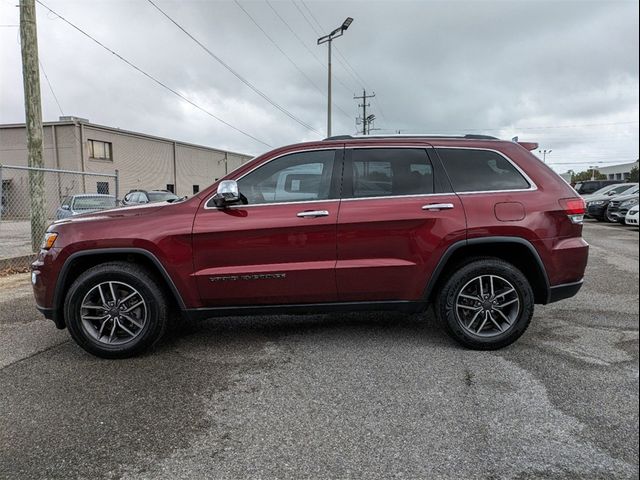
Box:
(455, 274, 520, 337)
(80, 281, 147, 345)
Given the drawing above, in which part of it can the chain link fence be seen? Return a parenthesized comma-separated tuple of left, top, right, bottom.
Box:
(0, 165, 119, 272)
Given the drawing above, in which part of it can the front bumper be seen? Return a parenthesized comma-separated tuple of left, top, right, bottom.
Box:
(31, 248, 65, 328)
(587, 203, 608, 218)
(35, 305, 65, 329)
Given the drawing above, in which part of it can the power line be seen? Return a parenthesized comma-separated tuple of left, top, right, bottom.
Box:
(465, 120, 640, 132)
(233, 0, 352, 121)
(146, 0, 321, 136)
(290, 0, 360, 92)
(299, 0, 368, 90)
(548, 160, 638, 165)
(38, 59, 64, 116)
(35, 0, 272, 148)
(267, 0, 354, 97)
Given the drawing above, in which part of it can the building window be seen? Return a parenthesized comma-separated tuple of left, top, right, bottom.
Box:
(166, 184, 175, 193)
(96, 182, 110, 194)
(192, 185, 200, 194)
(88, 140, 112, 160)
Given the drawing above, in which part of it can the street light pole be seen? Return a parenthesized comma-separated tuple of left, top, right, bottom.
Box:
(538, 149, 552, 163)
(318, 17, 353, 138)
(327, 40, 332, 138)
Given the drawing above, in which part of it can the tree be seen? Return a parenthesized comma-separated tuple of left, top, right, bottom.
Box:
(572, 169, 606, 183)
(629, 166, 639, 183)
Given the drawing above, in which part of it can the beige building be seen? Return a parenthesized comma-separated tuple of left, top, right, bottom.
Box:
(0, 116, 253, 205)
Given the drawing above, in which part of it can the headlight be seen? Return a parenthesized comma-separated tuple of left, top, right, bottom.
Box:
(41, 232, 58, 250)
(620, 198, 639, 208)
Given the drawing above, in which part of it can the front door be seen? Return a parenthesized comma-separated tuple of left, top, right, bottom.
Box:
(336, 146, 467, 302)
(192, 148, 342, 306)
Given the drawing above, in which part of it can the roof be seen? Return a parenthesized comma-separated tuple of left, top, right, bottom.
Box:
(324, 134, 500, 141)
(69, 193, 115, 198)
(597, 160, 639, 174)
(0, 117, 251, 158)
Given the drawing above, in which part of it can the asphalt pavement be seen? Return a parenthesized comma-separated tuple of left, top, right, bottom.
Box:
(0, 221, 638, 479)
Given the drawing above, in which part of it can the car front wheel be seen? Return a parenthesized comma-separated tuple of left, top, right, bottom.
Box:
(64, 262, 168, 358)
(435, 258, 534, 350)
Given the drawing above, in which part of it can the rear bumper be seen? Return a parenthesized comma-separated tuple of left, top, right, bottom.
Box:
(548, 279, 584, 303)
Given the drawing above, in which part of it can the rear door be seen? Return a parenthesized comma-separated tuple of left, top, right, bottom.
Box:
(192, 147, 343, 306)
(336, 145, 467, 302)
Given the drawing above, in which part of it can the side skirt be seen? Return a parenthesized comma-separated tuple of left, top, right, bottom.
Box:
(184, 300, 428, 321)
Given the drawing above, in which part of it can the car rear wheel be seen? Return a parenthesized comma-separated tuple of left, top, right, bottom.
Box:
(435, 258, 534, 350)
(64, 262, 168, 358)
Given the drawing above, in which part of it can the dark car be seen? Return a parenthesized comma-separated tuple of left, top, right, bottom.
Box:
(586, 185, 639, 221)
(606, 192, 640, 224)
(574, 180, 620, 195)
(122, 189, 179, 206)
(31, 134, 589, 358)
(54, 194, 117, 220)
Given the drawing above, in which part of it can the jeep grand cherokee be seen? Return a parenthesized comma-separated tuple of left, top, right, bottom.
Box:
(32, 135, 589, 358)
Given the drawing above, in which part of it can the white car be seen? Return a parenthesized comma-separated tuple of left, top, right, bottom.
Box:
(625, 206, 639, 226)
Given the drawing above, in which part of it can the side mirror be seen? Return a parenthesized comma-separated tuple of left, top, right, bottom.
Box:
(61, 204, 70, 210)
(213, 180, 240, 207)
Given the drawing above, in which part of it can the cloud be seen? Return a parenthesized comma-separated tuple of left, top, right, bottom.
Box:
(0, 0, 637, 173)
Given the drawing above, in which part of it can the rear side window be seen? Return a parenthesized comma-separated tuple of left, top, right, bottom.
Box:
(438, 148, 530, 192)
(350, 148, 434, 198)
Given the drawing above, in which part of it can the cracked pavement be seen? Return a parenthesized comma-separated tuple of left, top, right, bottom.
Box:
(0, 221, 638, 479)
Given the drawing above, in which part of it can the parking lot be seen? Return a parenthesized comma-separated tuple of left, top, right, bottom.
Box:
(0, 220, 637, 479)
(0, 220, 32, 261)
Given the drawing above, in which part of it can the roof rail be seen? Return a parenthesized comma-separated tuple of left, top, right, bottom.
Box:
(323, 133, 500, 141)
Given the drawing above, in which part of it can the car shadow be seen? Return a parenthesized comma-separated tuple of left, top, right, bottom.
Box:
(158, 307, 453, 353)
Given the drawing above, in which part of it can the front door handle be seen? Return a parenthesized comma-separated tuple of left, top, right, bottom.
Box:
(422, 203, 455, 211)
(297, 210, 330, 218)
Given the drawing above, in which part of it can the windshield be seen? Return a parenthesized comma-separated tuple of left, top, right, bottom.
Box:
(147, 192, 179, 202)
(591, 184, 626, 196)
(72, 196, 116, 210)
(619, 184, 639, 195)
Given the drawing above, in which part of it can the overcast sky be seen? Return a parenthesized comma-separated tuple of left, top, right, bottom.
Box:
(1, 0, 638, 173)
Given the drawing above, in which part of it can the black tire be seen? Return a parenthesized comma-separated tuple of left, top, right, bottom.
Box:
(435, 257, 534, 350)
(605, 210, 617, 223)
(595, 216, 607, 222)
(64, 262, 168, 359)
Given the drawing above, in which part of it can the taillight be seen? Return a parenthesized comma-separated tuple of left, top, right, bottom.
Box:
(559, 198, 586, 224)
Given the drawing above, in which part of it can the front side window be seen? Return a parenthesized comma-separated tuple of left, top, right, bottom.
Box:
(349, 148, 434, 198)
(236, 150, 336, 205)
(437, 148, 530, 192)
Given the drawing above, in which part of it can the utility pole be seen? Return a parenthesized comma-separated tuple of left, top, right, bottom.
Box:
(19, 0, 46, 252)
(354, 89, 375, 135)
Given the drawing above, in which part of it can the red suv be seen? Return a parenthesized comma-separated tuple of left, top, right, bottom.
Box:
(31, 135, 589, 358)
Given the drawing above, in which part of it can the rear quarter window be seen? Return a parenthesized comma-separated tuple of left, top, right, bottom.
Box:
(437, 148, 530, 192)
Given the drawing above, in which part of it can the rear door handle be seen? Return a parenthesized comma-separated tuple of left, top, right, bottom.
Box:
(422, 203, 455, 211)
(297, 210, 330, 218)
